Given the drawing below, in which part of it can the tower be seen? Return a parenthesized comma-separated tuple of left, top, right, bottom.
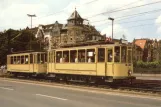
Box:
(67, 8, 84, 26)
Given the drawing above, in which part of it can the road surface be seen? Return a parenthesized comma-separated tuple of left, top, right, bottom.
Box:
(0, 78, 161, 107)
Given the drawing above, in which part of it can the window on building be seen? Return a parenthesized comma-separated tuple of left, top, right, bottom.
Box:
(78, 50, 85, 62)
(114, 46, 120, 62)
(98, 48, 105, 62)
(63, 51, 69, 63)
(70, 50, 77, 63)
(87, 49, 95, 63)
(107, 49, 113, 62)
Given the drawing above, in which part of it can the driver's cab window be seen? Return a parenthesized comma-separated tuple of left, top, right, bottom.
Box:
(114, 46, 120, 62)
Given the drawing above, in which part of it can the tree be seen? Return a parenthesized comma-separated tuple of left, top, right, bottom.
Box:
(0, 29, 43, 65)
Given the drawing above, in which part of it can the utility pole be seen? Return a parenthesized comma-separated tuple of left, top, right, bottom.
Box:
(27, 14, 36, 51)
(7, 29, 11, 54)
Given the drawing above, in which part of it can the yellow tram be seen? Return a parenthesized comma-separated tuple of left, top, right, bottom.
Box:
(47, 43, 135, 82)
(7, 42, 135, 82)
(7, 52, 47, 76)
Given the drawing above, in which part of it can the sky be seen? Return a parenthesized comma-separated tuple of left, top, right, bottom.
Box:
(0, 0, 161, 42)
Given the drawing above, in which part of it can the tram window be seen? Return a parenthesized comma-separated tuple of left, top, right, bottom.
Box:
(45, 53, 47, 62)
(78, 50, 85, 62)
(34, 54, 36, 63)
(11, 56, 13, 64)
(70, 50, 77, 63)
(13, 56, 16, 64)
(17, 56, 20, 64)
(52, 51, 55, 62)
(107, 49, 113, 62)
(63, 51, 69, 63)
(21, 56, 24, 64)
(7, 56, 10, 64)
(87, 49, 95, 63)
(30, 54, 33, 64)
(25, 55, 28, 64)
(121, 46, 127, 63)
(50, 52, 53, 63)
(114, 46, 120, 62)
(41, 54, 44, 63)
(128, 50, 132, 63)
(48, 52, 51, 63)
(37, 54, 40, 63)
(56, 51, 62, 63)
(98, 48, 105, 62)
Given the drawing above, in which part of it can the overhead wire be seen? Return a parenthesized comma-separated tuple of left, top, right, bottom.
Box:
(91, 8, 161, 24)
(86, 0, 161, 18)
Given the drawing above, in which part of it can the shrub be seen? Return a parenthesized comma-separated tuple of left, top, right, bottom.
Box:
(135, 61, 160, 68)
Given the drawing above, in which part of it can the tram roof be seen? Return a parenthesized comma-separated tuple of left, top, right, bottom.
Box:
(7, 51, 46, 56)
(53, 43, 131, 51)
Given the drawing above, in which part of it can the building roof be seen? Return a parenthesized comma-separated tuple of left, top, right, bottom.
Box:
(134, 39, 147, 49)
(67, 9, 83, 20)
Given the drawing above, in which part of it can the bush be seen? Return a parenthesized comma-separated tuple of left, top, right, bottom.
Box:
(135, 61, 160, 68)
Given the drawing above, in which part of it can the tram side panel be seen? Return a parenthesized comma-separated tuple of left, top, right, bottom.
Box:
(7, 54, 31, 73)
(7, 52, 47, 74)
(47, 49, 97, 76)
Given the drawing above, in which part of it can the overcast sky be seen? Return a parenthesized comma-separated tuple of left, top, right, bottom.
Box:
(0, 0, 161, 42)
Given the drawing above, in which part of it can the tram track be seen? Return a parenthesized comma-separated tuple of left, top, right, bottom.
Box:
(1, 74, 161, 96)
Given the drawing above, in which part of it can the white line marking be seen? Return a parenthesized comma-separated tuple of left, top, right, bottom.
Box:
(36, 94, 68, 101)
(104, 92, 161, 101)
(1, 78, 161, 101)
(0, 87, 14, 91)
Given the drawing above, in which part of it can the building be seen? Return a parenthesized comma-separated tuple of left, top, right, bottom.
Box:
(35, 9, 105, 50)
(132, 38, 160, 62)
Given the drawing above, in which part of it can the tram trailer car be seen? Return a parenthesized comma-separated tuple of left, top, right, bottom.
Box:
(7, 52, 47, 76)
(47, 44, 135, 82)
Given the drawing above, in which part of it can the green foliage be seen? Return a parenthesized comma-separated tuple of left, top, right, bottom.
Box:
(135, 60, 160, 68)
(0, 29, 43, 65)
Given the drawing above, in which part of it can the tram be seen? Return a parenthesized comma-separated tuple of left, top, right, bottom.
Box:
(47, 43, 135, 82)
(7, 52, 47, 76)
(7, 41, 135, 82)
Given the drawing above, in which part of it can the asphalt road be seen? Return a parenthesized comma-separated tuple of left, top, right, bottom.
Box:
(0, 78, 161, 107)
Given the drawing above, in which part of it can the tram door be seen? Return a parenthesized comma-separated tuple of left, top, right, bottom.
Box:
(29, 54, 34, 72)
(33, 54, 38, 73)
(48, 51, 52, 73)
(127, 47, 132, 72)
(106, 48, 114, 76)
(97, 48, 106, 76)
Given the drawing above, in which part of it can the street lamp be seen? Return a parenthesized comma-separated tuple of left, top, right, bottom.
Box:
(27, 14, 36, 29)
(108, 17, 114, 40)
(27, 14, 36, 51)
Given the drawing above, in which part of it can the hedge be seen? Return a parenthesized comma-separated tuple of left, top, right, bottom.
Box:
(134, 60, 160, 68)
